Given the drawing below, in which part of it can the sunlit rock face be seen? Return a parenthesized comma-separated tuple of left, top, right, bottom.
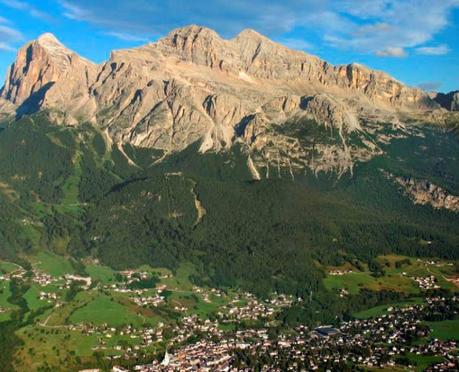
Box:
(1, 33, 98, 123)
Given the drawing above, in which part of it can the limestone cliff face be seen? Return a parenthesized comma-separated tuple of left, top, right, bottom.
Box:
(156, 26, 432, 109)
(0, 26, 447, 170)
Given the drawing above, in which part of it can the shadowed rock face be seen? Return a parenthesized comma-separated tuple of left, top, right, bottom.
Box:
(433, 91, 459, 111)
(0, 25, 449, 173)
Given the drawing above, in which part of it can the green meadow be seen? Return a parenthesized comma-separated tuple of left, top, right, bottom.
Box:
(69, 294, 145, 327)
(32, 251, 75, 277)
(324, 255, 458, 296)
(354, 298, 424, 319)
(425, 318, 459, 341)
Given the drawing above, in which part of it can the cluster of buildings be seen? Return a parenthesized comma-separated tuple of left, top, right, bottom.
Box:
(39, 291, 58, 302)
(83, 323, 165, 345)
(125, 295, 458, 371)
(63, 274, 92, 289)
(193, 287, 224, 303)
(131, 341, 234, 371)
(218, 293, 295, 322)
(120, 270, 150, 282)
(425, 352, 459, 371)
(31, 269, 55, 286)
(0, 265, 25, 281)
(131, 295, 165, 307)
(412, 275, 441, 290)
(76, 290, 298, 363)
(328, 269, 354, 276)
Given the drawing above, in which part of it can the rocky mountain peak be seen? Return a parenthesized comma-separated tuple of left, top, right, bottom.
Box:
(36, 32, 62, 47)
(166, 24, 220, 40)
(234, 28, 269, 42)
(0, 33, 97, 118)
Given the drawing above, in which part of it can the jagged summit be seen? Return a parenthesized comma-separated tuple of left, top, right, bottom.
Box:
(166, 24, 220, 38)
(234, 28, 270, 41)
(37, 32, 61, 45)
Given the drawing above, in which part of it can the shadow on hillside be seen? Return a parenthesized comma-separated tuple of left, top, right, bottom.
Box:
(15, 82, 55, 119)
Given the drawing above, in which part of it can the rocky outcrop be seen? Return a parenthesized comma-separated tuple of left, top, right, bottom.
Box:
(433, 91, 459, 111)
(389, 174, 459, 212)
(303, 94, 360, 134)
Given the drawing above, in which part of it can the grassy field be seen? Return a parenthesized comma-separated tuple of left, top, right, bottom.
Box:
(353, 298, 424, 319)
(405, 353, 444, 372)
(14, 324, 100, 370)
(0, 311, 11, 322)
(0, 261, 21, 274)
(69, 294, 145, 327)
(32, 251, 75, 277)
(153, 262, 196, 291)
(0, 280, 14, 322)
(324, 255, 458, 295)
(85, 263, 116, 284)
(324, 272, 375, 294)
(23, 285, 50, 311)
(324, 271, 418, 295)
(152, 262, 235, 319)
(377, 255, 458, 291)
(57, 148, 84, 215)
(425, 318, 459, 341)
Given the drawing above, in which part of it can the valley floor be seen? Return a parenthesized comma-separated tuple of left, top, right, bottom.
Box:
(0, 253, 458, 371)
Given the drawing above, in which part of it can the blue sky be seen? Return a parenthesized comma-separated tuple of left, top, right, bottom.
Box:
(0, 0, 458, 92)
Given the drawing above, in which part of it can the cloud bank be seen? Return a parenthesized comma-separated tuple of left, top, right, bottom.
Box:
(58, 0, 459, 57)
(0, 18, 23, 52)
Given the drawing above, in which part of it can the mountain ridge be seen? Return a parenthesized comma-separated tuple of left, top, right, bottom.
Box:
(0, 26, 457, 175)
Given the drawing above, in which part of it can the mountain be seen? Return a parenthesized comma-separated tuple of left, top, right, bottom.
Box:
(2, 26, 457, 175)
(0, 25, 458, 296)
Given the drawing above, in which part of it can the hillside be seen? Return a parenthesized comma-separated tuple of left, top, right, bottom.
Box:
(0, 112, 457, 297)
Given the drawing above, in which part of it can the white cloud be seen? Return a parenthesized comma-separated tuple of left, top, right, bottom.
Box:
(104, 32, 149, 42)
(415, 44, 451, 56)
(0, 0, 51, 21)
(375, 47, 407, 57)
(336, 0, 393, 19)
(323, 0, 459, 55)
(0, 42, 15, 51)
(0, 24, 23, 52)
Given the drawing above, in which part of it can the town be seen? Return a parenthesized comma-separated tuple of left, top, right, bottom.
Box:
(125, 295, 459, 371)
(1, 257, 458, 371)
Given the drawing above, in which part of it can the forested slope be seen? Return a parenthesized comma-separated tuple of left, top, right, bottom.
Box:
(0, 114, 458, 298)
